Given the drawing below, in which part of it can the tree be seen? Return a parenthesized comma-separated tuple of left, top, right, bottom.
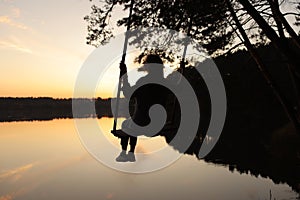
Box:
(227, 0, 300, 132)
(84, 0, 236, 56)
(237, 0, 300, 72)
(233, 0, 300, 131)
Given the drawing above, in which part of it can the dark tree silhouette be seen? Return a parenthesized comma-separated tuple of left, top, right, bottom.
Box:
(84, 0, 235, 56)
(232, 0, 300, 132)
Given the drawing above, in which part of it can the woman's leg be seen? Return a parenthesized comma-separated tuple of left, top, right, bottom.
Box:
(127, 136, 137, 162)
(120, 135, 129, 151)
(116, 135, 129, 162)
(129, 136, 137, 153)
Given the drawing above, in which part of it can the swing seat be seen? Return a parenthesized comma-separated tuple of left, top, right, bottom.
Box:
(111, 97, 180, 138)
(111, 129, 128, 138)
(111, 122, 178, 139)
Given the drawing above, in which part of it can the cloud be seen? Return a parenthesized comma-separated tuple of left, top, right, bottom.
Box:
(0, 163, 35, 181)
(0, 40, 33, 54)
(0, 16, 28, 30)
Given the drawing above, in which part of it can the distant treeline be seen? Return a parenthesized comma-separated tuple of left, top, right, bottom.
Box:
(0, 97, 119, 122)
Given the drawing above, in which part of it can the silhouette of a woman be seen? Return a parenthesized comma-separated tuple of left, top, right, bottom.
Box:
(115, 54, 168, 162)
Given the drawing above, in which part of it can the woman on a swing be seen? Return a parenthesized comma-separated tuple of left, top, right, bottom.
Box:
(115, 54, 169, 162)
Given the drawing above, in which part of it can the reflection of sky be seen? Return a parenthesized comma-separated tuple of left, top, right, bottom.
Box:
(0, 118, 298, 200)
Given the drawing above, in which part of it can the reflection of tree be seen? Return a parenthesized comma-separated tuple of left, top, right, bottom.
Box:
(175, 122, 300, 193)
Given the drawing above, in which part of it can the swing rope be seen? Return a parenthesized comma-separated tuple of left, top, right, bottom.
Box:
(112, 0, 134, 133)
(168, 18, 192, 126)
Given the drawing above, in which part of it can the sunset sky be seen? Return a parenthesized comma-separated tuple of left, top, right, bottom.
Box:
(0, 0, 122, 98)
(0, 0, 298, 98)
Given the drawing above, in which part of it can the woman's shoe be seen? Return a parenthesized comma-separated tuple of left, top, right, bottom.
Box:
(127, 152, 136, 162)
(115, 150, 127, 162)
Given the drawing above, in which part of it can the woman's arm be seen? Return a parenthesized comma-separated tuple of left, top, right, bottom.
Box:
(122, 74, 132, 98)
(119, 62, 133, 98)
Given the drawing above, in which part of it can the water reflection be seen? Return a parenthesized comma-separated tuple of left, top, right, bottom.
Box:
(0, 118, 299, 200)
(161, 123, 300, 194)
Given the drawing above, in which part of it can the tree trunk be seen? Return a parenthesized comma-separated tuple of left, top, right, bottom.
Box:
(268, 0, 300, 49)
(237, 0, 300, 74)
(227, 0, 300, 134)
(267, 0, 285, 38)
(267, 0, 300, 113)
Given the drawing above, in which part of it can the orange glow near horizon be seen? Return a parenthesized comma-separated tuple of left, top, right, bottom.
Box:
(0, 0, 129, 99)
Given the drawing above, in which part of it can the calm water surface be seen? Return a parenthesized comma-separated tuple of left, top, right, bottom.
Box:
(0, 118, 298, 200)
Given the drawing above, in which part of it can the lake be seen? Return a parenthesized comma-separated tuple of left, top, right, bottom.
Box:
(0, 118, 299, 200)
